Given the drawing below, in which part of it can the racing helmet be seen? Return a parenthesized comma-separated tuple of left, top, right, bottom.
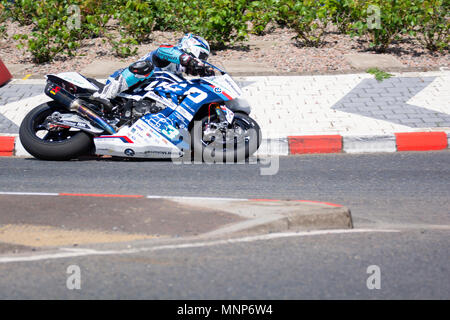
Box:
(178, 33, 210, 61)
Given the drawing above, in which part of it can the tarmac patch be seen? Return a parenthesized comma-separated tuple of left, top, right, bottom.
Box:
(0, 224, 158, 247)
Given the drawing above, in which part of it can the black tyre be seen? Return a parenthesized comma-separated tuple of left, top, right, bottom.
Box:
(191, 112, 262, 163)
(19, 102, 94, 160)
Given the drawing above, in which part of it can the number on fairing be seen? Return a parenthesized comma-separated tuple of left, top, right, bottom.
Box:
(186, 87, 207, 104)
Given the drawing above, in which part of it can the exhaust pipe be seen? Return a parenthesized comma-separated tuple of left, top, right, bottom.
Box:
(44, 82, 116, 134)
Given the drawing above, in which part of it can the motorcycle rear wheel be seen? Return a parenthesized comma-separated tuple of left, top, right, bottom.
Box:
(19, 102, 93, 160)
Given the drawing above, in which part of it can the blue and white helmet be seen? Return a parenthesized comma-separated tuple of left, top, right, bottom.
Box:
(178, 33, 210, 61)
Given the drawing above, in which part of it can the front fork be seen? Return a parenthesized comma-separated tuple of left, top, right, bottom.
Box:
(215, 104, 228, 125)
(203, 104, 238, 143)
(208, 103, 233, 128)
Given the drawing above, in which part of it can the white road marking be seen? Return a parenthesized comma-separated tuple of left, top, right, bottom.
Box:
(0, 192, 248, 202)
(0, 228, 399, 264)
(0, 192, 59, 196)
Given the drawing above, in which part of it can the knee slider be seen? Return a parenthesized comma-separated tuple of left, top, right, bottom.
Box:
(128, 60, 154, 77)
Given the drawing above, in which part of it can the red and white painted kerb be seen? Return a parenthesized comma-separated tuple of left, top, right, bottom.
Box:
(1, 131, 450, 157)
(257, 131, 450, 155)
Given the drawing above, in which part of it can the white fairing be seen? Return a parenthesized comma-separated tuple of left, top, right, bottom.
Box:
(88, 70, 248, 158)
(93, 119, 183, 159)
(204, 74, 243, 99)
(48, 72, 99, 91)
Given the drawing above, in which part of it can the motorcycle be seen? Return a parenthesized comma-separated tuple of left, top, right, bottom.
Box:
(19, 62, 262, 162)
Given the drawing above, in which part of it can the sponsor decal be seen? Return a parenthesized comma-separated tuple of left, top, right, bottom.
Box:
(175, 106, 193, 121)
(61, 120, 76, 126)
(144, 150, 173, 155)
(50, 86, 61, 95)
(220, 106, 235, 123)
(96, 136, 134, 143)
(180, 101, 196, 114)
(62, 76, 85, 87)
(161, 124, 179, 140)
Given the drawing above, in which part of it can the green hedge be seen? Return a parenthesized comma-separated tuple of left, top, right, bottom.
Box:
(0, 0, 448, 63)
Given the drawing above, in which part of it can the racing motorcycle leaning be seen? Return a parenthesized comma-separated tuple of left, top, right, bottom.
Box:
(19, 62, 262, 162)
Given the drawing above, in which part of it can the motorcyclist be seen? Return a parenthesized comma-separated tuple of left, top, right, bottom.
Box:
(91, 33, 214, 108)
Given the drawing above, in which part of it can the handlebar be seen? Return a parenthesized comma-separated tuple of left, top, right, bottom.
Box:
(201, 60, 227, 75)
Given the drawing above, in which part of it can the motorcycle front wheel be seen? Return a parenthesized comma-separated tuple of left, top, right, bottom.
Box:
(190, 112, 262, 163)
(19, 102, 93, 160)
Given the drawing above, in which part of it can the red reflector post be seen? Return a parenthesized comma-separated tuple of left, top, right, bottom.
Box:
(0, 59, 12, 86)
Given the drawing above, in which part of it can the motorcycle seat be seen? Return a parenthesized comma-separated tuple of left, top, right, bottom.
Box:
(86, 78, 106, 92)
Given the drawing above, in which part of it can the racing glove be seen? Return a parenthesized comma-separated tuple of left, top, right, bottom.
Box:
(180, 53, 214, 77)
(201, 66, 215, 77)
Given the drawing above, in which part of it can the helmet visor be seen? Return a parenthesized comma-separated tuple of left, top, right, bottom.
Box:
(198, 51, 209, 61)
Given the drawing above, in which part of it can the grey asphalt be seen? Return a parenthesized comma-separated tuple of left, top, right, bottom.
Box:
(0, 151, 449, 299)
(0, 229, 448, 299)
(0, 151, 448, 227)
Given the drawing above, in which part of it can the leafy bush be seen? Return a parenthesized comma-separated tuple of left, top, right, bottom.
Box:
(12, 1, 81, 63)
(0, 2, 7, 38)
(349, 0, 419, 52)
(105, 32, 139, 58)
(0, 24, 6, 40)
(77, 0, 113, 38)
(412, 0, 449, 52)
(7, 0, 139, 62)
(150, 0, 179, 31)
(114, 0, 154, 43)
(173, 0, 250, 48)
(1, 0, 448, 63)
(278, 0, 331, 47)
(1, 0, 36, 25)
(246, 0, 279, 35)
(327, 0, 359, 34)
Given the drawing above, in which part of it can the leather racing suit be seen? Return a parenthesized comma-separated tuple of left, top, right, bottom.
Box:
(92, 44, 214, 101)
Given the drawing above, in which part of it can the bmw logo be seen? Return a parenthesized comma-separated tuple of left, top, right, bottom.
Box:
(214, 87, 222, 94)
(124, 149, 135, 157)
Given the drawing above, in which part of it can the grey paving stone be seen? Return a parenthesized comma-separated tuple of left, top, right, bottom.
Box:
(357, 92, 381, 98)
(420, 117, 450, 122)
(0, 84, 47, 134)
(378, 105, 405, 110)
(381, 92, 406, 97)
(386, 87, 412, 94)
(0, 84, 45, 105)
(406, 123, 426, 128)
(400, 118, 424, 123)
(366, 82, 395, 88)
(331, 76, 450, 128)
(363, 88, 389, 94)
(350, 97, 375, 103)
(372, 110, 393, 115)
(386, 114, 409, 120)
(0, 114, 19, 133)
(434, 122, 450, 127)
(373, 98, 398, 103)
